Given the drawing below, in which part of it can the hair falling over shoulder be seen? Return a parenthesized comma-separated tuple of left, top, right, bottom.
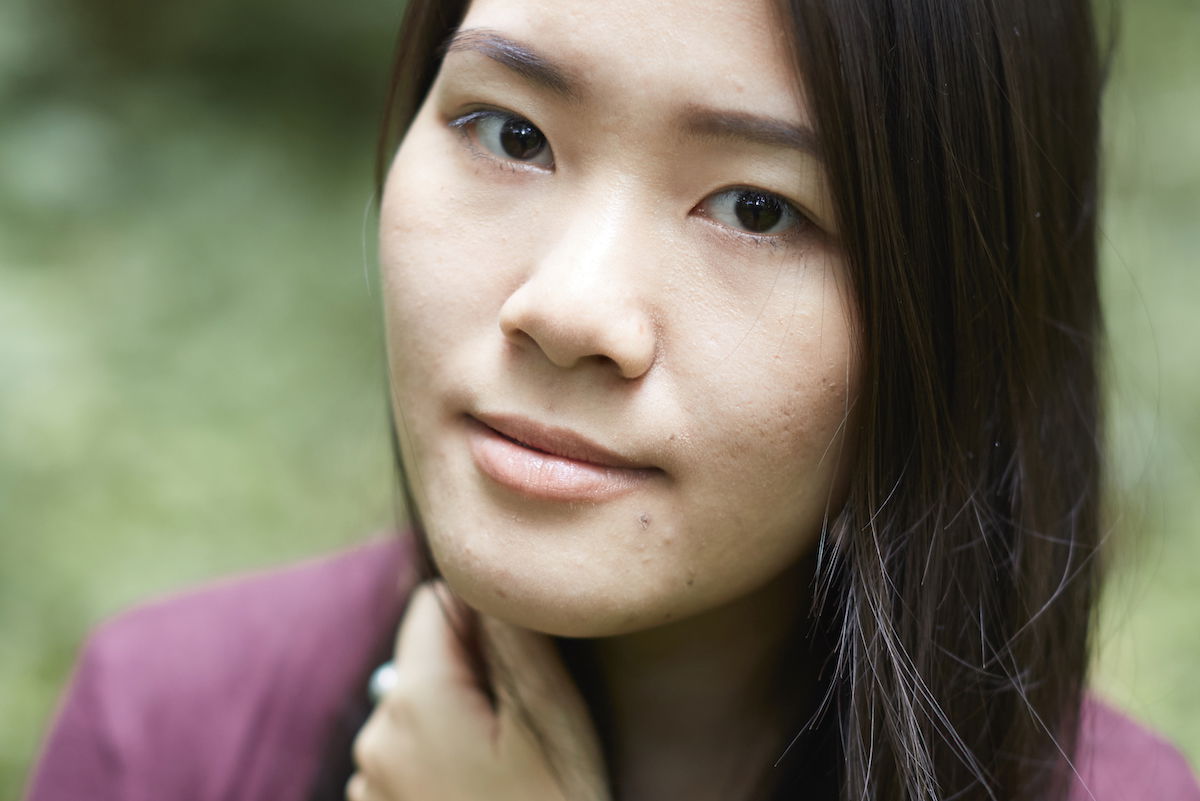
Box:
(357, 1, 1109, 799)
(776, 1, 1106, 798)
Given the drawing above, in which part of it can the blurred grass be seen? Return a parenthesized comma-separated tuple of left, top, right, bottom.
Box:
(1, 0, 1197, 796)
(0, 0, 401, 794)
(1090, 0, 1200, 764)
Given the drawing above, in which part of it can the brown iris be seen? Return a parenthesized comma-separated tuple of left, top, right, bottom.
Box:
(499, 118, 547, 161)
(733, 190, 785, 233)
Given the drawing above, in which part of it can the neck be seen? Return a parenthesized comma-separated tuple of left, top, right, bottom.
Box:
(565, 558, 822, 801)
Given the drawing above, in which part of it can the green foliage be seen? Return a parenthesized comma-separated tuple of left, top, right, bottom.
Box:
(1089, 0, 1200, 769)
(0, 1, 399, 794)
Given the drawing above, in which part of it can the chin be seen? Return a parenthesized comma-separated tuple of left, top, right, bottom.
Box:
(423, 521, 683, 639)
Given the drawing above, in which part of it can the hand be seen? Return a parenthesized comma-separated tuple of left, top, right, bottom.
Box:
(347, 583, 610, 801)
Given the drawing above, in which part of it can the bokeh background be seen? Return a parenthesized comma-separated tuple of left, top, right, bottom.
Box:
(1, 0, 1197, 795)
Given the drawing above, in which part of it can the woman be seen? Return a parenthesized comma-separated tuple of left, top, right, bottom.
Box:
(25, 0, 1200, 799)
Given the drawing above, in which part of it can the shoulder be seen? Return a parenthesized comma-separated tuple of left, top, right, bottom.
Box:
(1071, 695, 1200, 801)
(89, 535, 412, 674)
(26, 535, 415, 801)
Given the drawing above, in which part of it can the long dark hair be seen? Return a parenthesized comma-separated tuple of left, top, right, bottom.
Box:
(317, 1, 1108, 799)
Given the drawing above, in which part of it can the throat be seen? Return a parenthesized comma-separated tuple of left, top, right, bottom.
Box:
(560, 561, 823, 801)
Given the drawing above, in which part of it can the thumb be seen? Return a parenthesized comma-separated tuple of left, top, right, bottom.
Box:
(479, 615, 609, 797)
(479, 616, 579, 718)
(393, 582, 488, 707)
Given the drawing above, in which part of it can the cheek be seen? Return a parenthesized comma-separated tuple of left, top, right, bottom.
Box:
(672, 266, 861, 546)
(379, 135, 507, 388)
(758, 306, 860, 486)
(380, 167, 470, 331)
(682, 261, 859, 453)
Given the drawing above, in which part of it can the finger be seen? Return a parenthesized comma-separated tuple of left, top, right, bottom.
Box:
(346, 771, 389, 801)
(352, 706, 402, 785)
(345, 772, 399, 801)
(479, 615, 593, 736)
(344, 773, 375, 801)
(480, 616, 609, 801)
(392, 581, 476, 689)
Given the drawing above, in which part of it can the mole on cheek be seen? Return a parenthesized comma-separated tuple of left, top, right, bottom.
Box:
(638, 513, 651, 529)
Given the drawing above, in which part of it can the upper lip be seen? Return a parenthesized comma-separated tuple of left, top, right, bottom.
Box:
(472, 413, 656, 471)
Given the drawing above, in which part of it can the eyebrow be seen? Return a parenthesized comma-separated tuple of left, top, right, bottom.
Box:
(442, 27, 822, 160)
(680, 105, 822, 160)
(444, 27, 582, 101)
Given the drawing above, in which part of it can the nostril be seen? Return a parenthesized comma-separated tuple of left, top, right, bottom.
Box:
(496, 276, 657, 379)
(584, 352, 626, 375)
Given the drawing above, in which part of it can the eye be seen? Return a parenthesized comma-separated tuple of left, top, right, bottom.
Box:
(700, 188, 802, 237)
(450, 110, 554, 168)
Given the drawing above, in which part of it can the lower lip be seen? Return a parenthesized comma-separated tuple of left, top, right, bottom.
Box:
(466, 418, 655, 502)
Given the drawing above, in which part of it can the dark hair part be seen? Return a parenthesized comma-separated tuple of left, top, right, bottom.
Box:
(778, 1, 1106, 799)
(322, 1, 1108, 799)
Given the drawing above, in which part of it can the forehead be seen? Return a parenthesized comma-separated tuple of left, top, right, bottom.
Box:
(458, 0, 806, 122)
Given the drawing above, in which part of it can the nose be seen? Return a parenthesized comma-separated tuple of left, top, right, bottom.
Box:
(497, 201, 658, 380)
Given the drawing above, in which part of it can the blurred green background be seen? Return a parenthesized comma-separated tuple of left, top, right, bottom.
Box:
(1, 0, 1197, 795)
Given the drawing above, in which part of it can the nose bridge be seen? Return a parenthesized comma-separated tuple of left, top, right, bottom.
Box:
(543, 180, 643, 292)
(498, 181, 658, 379)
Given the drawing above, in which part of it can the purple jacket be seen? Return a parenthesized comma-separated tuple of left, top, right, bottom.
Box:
(24, 537, 1200, 800)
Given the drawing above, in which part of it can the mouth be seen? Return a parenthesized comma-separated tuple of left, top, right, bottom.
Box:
(465, 413, 660, 502)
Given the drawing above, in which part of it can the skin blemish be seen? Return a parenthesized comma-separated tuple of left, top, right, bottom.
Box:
(639, 513, 651, 529)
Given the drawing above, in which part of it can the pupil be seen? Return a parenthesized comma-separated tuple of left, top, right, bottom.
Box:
(500, 118, 545, 160)
(734, 191, 783, 233)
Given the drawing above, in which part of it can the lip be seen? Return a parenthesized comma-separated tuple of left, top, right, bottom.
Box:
(465, 414, 659, 502)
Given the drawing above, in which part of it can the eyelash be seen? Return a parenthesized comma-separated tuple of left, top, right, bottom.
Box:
(449, 108, 555, 172)
(447, 108, 814, 244)
(695, 189, 811, 248)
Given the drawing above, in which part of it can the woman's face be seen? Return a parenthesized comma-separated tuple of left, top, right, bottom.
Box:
(381, 0, 860, 637)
